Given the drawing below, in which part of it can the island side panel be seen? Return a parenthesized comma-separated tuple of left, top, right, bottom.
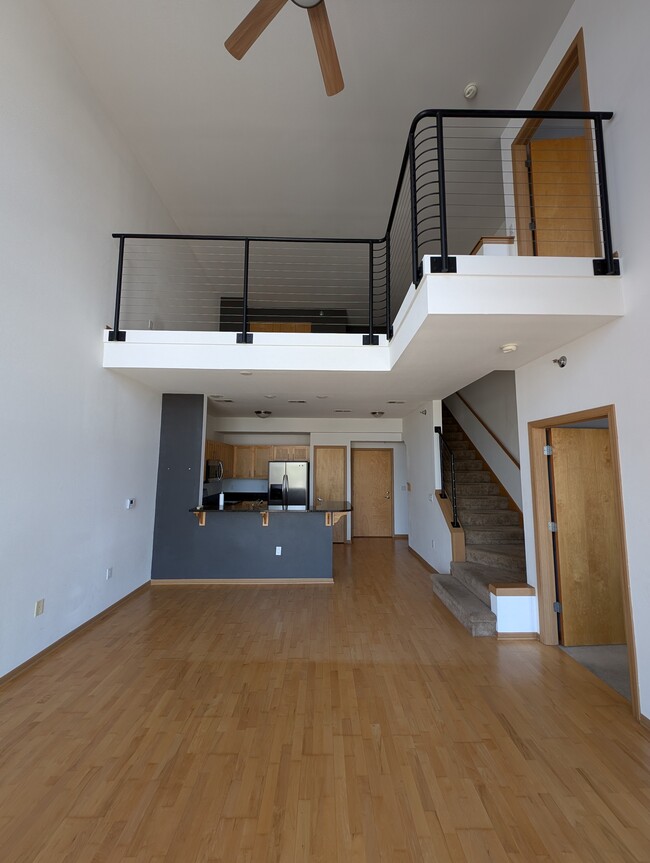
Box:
(152, 393, 205, 580)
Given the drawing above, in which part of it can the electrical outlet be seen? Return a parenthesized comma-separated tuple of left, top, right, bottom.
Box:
(106, 567, 113, 580)
(34, 598, 45, 617)
(275, 546, 282, 556)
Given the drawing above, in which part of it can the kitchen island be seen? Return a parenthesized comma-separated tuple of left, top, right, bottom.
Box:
(152, 495, 351, 583)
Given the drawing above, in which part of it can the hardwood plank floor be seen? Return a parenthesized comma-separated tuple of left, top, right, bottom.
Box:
(1, 539, 649, 862)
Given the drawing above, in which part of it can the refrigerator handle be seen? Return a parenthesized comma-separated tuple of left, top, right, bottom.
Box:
(282, 473, 289, 507)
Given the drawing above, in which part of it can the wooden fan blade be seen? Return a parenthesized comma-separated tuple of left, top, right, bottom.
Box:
(225, 0, 289, 60)
(308, 2, 344, 96)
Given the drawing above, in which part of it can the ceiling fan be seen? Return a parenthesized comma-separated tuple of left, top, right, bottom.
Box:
(225, 0, 344, 96)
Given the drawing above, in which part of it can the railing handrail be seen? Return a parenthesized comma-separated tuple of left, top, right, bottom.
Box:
(434, 426, 460, 529)
(453, 393, 521, 469)
(110, 106, 617, 341)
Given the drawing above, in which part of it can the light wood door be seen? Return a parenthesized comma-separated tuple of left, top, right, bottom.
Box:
(549, 428, 626, 646)
(352, 449, 393, 537)
(313, 446, 347, 543)
(529, 136, 599, 257)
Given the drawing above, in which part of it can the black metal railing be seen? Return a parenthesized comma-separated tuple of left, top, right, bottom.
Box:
(435, 426, 460, 528)
(109, 108, 617, 342)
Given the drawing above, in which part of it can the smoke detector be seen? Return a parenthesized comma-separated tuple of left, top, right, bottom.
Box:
(254, 410, 272, 418)
(464, 82, 478, 100)
(500, 342, 518, 354)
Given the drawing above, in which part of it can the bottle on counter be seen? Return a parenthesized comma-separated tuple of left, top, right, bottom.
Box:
(218, 492, 225, 510)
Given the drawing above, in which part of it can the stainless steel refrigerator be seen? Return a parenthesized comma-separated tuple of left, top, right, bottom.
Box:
(267, 461, 309, 510)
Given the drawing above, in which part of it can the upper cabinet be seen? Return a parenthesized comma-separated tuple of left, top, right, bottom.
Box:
(206, 441, 309, 478)
(272, 445, 309, 462)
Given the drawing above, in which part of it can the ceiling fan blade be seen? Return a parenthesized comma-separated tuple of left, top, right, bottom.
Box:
(225, 0, 290, 60)
(308, 2, 344, 96)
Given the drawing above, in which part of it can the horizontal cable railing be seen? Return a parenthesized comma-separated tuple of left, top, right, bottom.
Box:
(110, 108, 616, 342)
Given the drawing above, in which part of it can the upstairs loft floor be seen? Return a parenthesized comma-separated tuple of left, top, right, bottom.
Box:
(103, 256, 623, 407)
(1, 539, 647, 861)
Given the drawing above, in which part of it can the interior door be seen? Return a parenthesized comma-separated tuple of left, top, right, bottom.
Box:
(313, 446, 347, 542)
(529, 136, 599, 257)
(351, 449, 393, 537)
(549, 428, 626, 646)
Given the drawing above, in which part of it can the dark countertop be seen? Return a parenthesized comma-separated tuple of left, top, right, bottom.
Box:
(192, 500, 351, 514)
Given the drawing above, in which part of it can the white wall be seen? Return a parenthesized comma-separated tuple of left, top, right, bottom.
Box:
(456, 371, 520, 460)
(445, 385, 522, 508)
(513, 0, 650, 717)
(402, 401, 452, 572)
(0, 1, 177, 676)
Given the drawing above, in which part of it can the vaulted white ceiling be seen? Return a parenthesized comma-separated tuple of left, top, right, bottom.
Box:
(45, 0, 574, 237)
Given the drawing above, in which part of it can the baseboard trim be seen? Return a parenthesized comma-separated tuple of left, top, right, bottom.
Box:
(496, 631, 539, 640)
(393, 534, 408, 540)
(639, 713, 650, 732)
(151, 578, 334, 586)
(0, 583, 150, 690)
(407, 546, 438, 574)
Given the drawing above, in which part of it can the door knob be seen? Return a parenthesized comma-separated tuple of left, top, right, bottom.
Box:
(385, 492, 391, 499)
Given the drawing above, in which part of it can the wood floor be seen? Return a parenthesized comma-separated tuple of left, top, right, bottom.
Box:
(1, 539, 649, 862)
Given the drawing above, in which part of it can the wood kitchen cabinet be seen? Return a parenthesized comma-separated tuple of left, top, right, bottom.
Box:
(254, 446, 273, 478)
(204, 440, 234, 478)
(272, 445, 309, 461)
(232, 446, 255, 478)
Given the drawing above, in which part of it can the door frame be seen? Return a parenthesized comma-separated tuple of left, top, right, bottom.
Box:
(512, 29, 601, 257)
(351, 447, 394, 537)
(528, 405, 640, 718)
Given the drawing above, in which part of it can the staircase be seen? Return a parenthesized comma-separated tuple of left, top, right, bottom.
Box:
(432, 406, 526, 636)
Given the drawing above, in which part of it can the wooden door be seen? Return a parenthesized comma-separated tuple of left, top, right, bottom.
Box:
(549, 428, 626, 646)
(313, 446, 347, 543)
(351, 449, 393, 537)
(529, 136, 599, 257)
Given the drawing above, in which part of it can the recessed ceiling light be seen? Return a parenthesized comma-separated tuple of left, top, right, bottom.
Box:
(240, 370, 253, 376)
(216, 399, 233, 403)
(316, 395, 328, 399)
(500, 342, 518, 354)
(387, 400, 405, 405)
(209, 395, 224, 399)
(264, 394, 276, 399)
(288, 400, 306, 404)
(335, 409, 351, 413)
(254, 410, 272, 418)
(371, 411, 385, 417)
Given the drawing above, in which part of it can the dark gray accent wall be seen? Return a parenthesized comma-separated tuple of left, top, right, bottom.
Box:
(151, 394, 333, 580)
(152, 394, 205, 579)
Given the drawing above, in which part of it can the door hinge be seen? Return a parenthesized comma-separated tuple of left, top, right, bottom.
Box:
(543, 445, 553, 456)
(548, 521, 558, 533)
(529, 220, 536, 232)
(553, 601, 562, 613)
(525, 157, 532, 169)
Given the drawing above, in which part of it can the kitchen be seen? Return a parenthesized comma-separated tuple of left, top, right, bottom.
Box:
(151, 395, 408, 584)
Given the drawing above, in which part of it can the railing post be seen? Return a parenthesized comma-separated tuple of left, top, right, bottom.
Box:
(385, 233, 392, 340)
(449, 450, 459, 528)
(236, 238, 253, 343)
(408, 132, 421, 286)
(592, 117, 620, 276)
(363, 241, 378, 345)
(436, 113, 451, 273)
(108, 235, 126, 341)
(435, 426, 446, 498)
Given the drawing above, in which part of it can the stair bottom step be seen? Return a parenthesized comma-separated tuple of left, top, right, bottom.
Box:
(431, 574, 496, 637)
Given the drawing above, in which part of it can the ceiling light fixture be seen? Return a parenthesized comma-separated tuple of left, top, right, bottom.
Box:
(316, 395, 328, 399)
(500, 342, 518, 354)
(240, 370, 253, 376)
(371, 411, 385, 417)
(387, 400, 405, 405)
(255, 410, 272, 418)
(335, 409, 351, 413)
(264, 394, 276, 399)
(288, 400, 306, 404)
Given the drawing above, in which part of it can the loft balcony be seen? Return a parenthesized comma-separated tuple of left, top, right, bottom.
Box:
(103, 109, 623, 397)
